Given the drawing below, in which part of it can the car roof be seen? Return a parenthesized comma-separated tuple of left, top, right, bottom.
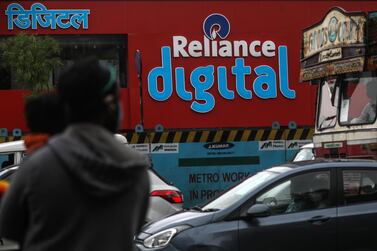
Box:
(0, 134, 128, 153)
(0, 140, 25, 153)
(300, 143, 314, 149)
(282, 158, 377, 169)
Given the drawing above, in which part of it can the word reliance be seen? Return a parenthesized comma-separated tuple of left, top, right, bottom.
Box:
(173, 36, 276, 58)
(6, 3, 90, 30)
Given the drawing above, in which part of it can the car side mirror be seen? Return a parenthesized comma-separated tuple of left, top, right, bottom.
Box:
(247, 204, 271, 218)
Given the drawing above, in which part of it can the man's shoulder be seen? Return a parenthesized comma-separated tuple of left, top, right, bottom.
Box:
(22, 141, 58, 169)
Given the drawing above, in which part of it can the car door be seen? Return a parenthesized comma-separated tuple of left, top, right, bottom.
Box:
(337, 168, 377, 251)
(239, 169, 337, 251)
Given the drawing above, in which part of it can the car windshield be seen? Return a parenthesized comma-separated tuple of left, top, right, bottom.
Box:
(317, 78, 338, 129)
(201, 166, 292, 211)
(339, 72, 377, 125)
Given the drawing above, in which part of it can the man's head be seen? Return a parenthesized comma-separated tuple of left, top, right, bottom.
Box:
(57, 57, 121, 132)
(24, 92, 65, 135)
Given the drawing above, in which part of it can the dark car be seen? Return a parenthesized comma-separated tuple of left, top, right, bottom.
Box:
(135, 159, 377, 251)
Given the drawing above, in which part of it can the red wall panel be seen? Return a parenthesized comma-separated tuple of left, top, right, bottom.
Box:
(1, 1, 376, 131)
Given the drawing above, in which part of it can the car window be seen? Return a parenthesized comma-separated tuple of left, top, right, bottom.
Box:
(339, 73, 377, 125)
(201, 169, 288, 211)
(0, 153, 15, 168)
(256, 171, 331, 215)
(317, 78, 338, 129)
(342, 170, 377, 205)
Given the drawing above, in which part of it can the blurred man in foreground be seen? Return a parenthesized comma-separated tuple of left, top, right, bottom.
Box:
(0, 58, 150, 251)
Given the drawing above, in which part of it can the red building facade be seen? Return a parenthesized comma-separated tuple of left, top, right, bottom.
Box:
(1, 1, 377, 206)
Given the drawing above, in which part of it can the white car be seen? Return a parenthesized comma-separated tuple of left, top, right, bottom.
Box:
(147, 169, 183, 222)
(0, 138, 183, 222)
(292, 143, 315, 162)
(0, 141, 25, 168)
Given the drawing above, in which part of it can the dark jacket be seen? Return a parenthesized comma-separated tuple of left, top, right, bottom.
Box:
(0, 124, 150, 251)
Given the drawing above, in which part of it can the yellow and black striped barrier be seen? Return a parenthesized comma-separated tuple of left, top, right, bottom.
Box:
(122, 127, 314, 144)
(0, 128, 314, 144)
(0, 136, 23, 144)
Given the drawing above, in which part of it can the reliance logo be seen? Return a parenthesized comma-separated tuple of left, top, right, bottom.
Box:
(203, 13, 230, 40)
(148, 13, 296, 113)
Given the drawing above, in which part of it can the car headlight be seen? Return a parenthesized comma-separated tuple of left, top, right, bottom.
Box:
(143, 228, 177, 248)
(143, 226, 190, 249)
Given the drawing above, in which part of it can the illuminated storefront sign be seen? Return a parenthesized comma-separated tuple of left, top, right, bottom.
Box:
(5, 3, 90, 30)
(148, 13, 296, 113)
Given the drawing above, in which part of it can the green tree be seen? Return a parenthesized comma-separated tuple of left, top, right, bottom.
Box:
(0, 33, 61, 91)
